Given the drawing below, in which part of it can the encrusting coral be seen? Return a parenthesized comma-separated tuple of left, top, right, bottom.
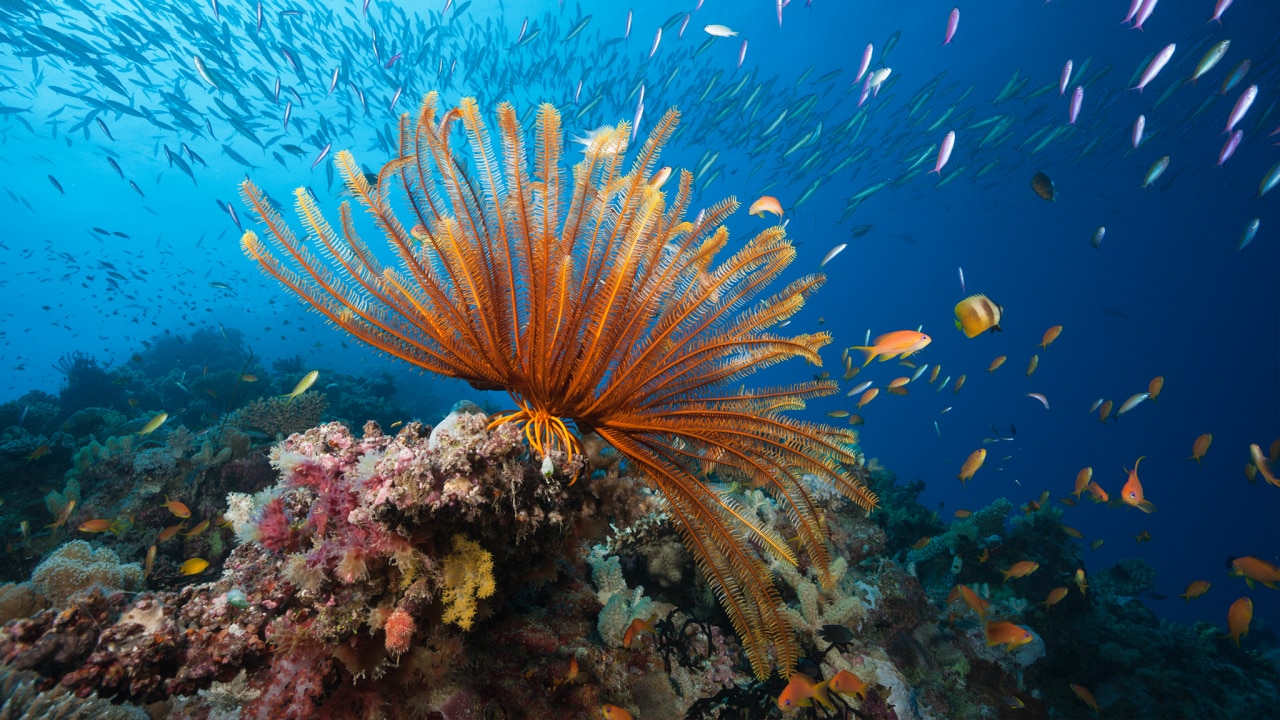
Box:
(238, 91, 878, 678)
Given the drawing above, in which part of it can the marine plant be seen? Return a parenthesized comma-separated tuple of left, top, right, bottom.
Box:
(237, 92, 878, 678)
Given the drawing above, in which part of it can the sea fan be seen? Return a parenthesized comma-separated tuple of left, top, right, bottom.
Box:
(238, 92, 878, 678)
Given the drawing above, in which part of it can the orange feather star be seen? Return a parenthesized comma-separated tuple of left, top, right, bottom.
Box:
(238, 92, 879, 678)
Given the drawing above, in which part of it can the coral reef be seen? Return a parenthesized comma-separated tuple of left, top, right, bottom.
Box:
(30, 541, 143, 607)
(0, 386, 1277, 719)
(226, 391, 327, 439)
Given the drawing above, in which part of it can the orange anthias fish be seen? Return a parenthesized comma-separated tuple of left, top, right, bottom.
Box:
(827, 670, 869, 699)
(78, 519, 112, 533)
(1229, 556, 1280, 590)
(1179, 580, 1211, 603)
(1147, 375, 1164, 401)
(158, 523, 186, 542)
(1227, 597, 1252, 646)
(622, 614, 658, 648)
(953, 583, 989, 619)
(1000, 560, 1039, 583)
(1038, 324, 1063, 348)
(1085, 481, 1109, 504)
(1038, 586, 1069, 610)
(1072, 467, 1093, 498)
(1070, 683, 1101, 712)
(850, 331, 932, 366)
(957, 448, 987, 485)
(776, 672, 835, 712)
(1134, 530, 1152, 544)
(161, 495, 192, 519)
(601, 704, 633, 720)
(1120, 456, 1157, 513)
(985, 621, 1034, 651)
(1189, 433, 1213, 464)
(24, 444, 51, 463)
(748, 195, 784, 218)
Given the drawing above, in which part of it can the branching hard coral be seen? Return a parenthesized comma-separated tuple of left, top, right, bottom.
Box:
(238, 92, 879, 678)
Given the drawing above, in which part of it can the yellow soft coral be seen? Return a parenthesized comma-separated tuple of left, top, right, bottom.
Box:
(439, 534, 494, 631)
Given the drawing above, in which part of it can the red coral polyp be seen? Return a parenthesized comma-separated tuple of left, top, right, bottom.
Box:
(256, 498, 297, 553)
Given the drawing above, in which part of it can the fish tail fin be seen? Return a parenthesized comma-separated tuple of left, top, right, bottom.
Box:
(850, 346, 876, 366)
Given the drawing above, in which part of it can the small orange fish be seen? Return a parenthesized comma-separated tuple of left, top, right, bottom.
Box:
(1074, 569, 1088, 596)
(240, 373, 259, 382)
(158, 523, 186, 542)
(1026, 354, 1039, 377)
(953, 509, 972, 518)
(1039, 325, 1063, 348)
(776, 672, 835, 712)
(24, 444, 51, 463)
(161, 495, 191, 519)
(1090, 539, 1105, 551)
(929, 365, 941, 383)
(850, 331, 932, 366)
(622, 614, 658, 648)
(1085, 481, 1109, 503)
(601, 704, 633, 720)
(1147, 375, 1164, 401)
(144, 544, 156, 579)
(748, 195, 784, 218)
(985, 621, 1034, 651)
(1001, 560, 1039, 582)
(1227, 597, 1252, 647)
(1070, 683, 1101, 712)
(1059, 496, 1078, 507)
(856, 387, 879, 409)
(1179, 580, 1210, 603)
(78, 519, 112, 533)
(1120, 456, 1156, 513)
(1072, 467, 1093, 497)
(988, 355, 1006, 373)
(887, 376, 911, 389)
(954, 583, 988, 619)
(827, 670, 868, 699)
(1189, 434, 1212, 464)
(910, 536, 932, 550)
(1038, 586, 1069, 610)
(1062, 525, 1083, 539)
(184, 519, 211, 537)
(957, 448, 987, 485)
(1133, 530, 1151, 544)
(952, 374, 966, 393)
(1229, 556, 1280, 590)
(977, 547, 990, 563)
(1097, 399, 1113, 422)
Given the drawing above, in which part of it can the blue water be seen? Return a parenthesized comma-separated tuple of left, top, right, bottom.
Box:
(2, 0, 1277, 650)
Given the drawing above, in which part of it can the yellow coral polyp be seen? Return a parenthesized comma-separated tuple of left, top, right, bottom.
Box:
(439, 534, 495, 631)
